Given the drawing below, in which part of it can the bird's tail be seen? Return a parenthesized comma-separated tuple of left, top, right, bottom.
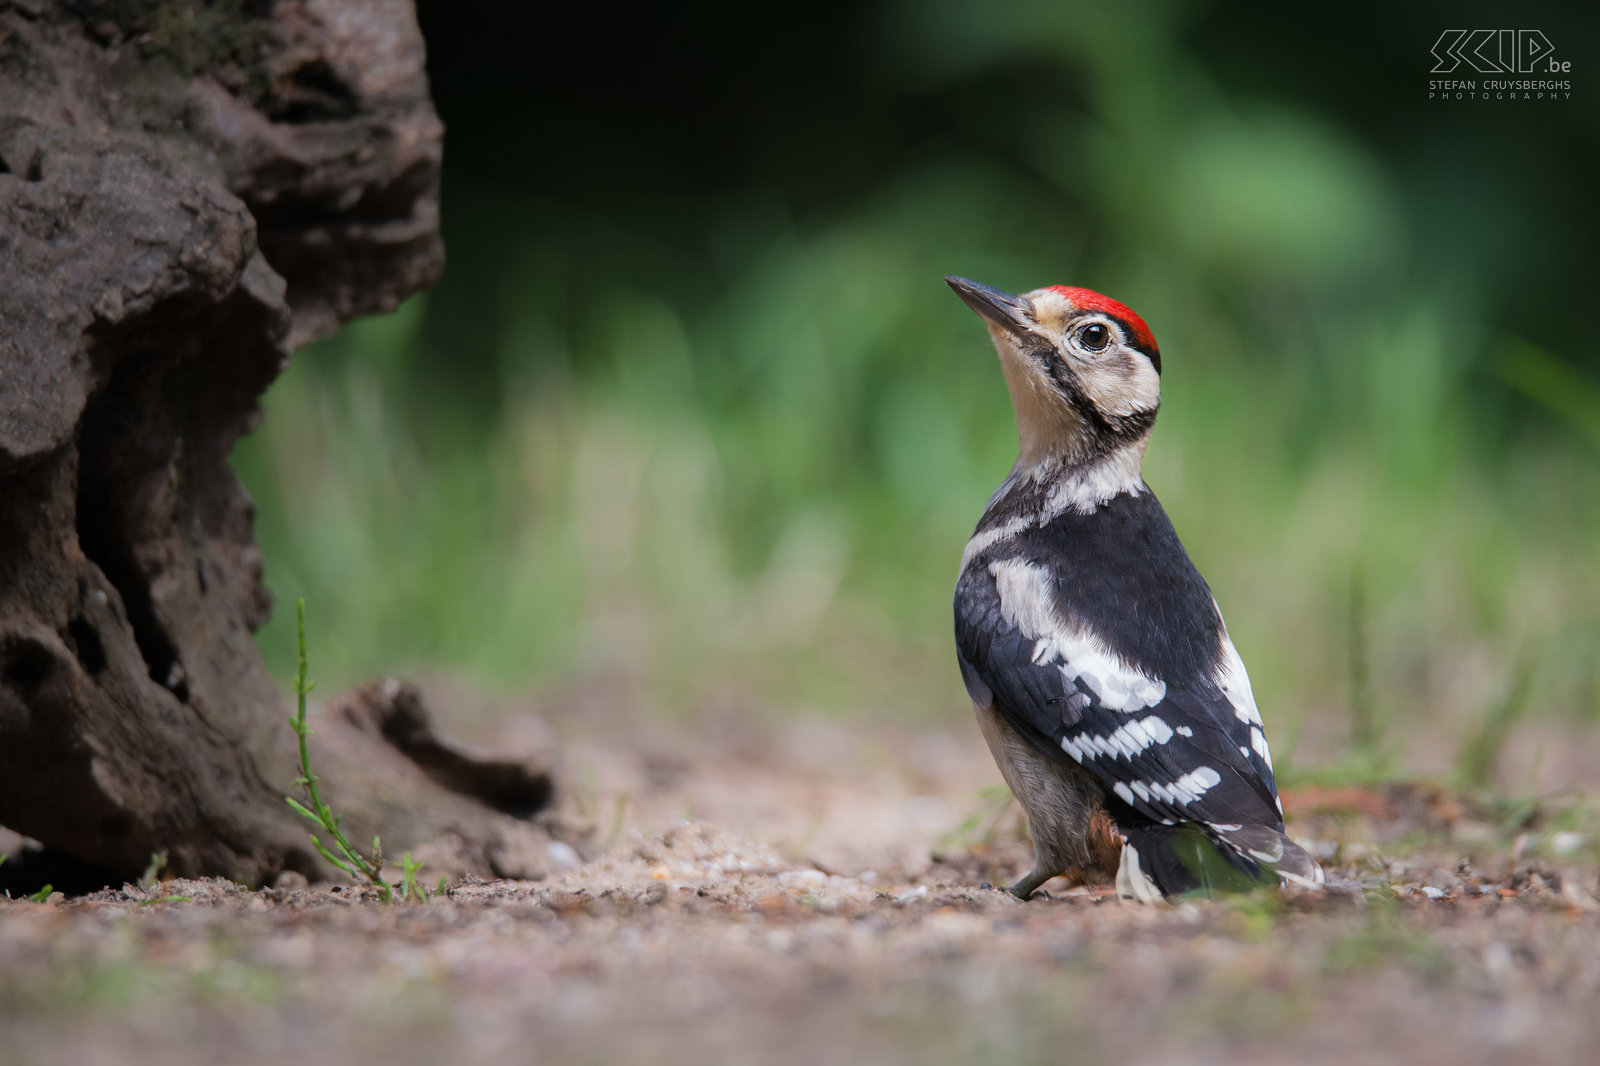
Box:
(1117, 822, 1324, 901)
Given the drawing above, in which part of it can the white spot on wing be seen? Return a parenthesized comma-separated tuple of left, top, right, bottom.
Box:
(1211, 610, 1263, 727)
(1138, 767, 1222, 808)
(1060, 716, 1174, 762)
(1172, 766, 1222, 803)
(1250, 725, 1273, 770)
(1110, 766, 1223, 814)
(989, 559, 1166, 712)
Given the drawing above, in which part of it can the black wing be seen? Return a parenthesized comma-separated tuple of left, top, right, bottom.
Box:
(954, 559, 1284, 837)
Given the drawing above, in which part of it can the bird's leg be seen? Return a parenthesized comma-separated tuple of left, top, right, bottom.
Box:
(1007, 864, 1055, 900)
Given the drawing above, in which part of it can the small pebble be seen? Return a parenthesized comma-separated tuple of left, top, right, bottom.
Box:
(1550, 832, 1585, 856)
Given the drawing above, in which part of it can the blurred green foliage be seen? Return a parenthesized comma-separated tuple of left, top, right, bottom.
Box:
(231, 0, 1599, 778)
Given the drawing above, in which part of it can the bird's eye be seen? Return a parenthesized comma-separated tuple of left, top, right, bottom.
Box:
(1078, 323, 1110, 352)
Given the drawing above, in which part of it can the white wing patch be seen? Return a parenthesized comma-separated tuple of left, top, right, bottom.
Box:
(991, 559, 1166, 712)
(1111, 766, 1222, 808)
(1212, 612, 1263, 728)
(1213, 606, 1282, 774)
(1060, 715, 1175, 762)
(959, 513, 1033, 573)
(1249, 725, 1273, 769)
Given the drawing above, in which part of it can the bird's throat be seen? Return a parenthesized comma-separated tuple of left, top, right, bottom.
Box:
(997, 345, 1097, 468)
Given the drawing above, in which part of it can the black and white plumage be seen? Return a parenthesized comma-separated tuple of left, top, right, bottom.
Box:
(946, 276, 1323, 901)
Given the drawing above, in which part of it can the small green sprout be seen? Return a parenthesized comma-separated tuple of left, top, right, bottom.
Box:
(284, 599, 404, 902)
(399, 852, 430, 903)
(139, 851, 168, 889)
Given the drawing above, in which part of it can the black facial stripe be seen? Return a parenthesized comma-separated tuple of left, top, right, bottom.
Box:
(1023, 339, 1157, 453)
(1104, 405, 1159, 439)
(1037, 344, 1113, 433)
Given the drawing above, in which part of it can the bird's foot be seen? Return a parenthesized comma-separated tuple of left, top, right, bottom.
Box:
(1007, 868, 1052, 900)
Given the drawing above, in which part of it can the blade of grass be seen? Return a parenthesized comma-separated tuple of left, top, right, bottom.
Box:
(1457, 650, 1536, 790)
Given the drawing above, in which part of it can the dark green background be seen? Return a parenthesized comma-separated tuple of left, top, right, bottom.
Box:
(234, 0, 1599, 783)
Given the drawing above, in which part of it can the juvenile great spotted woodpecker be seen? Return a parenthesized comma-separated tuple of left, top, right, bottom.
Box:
(946, 276, 1323, 902)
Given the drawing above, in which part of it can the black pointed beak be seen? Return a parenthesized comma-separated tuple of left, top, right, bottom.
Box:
(945, 275, 1035, 338)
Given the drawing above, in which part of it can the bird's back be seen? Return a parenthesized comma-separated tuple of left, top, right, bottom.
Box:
(968, 480, 1227, 690)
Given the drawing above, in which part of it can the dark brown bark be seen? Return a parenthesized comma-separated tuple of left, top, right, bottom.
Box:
(0, 0, 575, 886)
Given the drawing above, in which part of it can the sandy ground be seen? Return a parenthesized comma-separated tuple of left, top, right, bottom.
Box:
(3, 700, 1600, 1066)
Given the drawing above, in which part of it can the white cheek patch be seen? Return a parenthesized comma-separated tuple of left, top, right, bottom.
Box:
(1080, 354, 1161, 419)
(990, 559, 1167, 713)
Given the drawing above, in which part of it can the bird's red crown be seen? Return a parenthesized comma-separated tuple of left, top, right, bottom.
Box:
(1046, 286, 1158, 355)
